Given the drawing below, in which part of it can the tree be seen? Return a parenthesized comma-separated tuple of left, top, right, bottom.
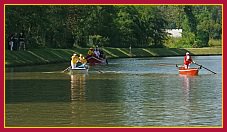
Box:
(6, 5, 220, 49)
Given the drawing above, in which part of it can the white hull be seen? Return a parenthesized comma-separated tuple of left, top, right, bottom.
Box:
(70, 68, 88, 74)
(69, 64, 89, 74)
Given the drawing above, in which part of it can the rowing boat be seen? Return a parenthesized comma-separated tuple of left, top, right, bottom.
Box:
(69, 65, 89, 74)
(86, 56, 107, 65)
(178, 67, 199, 76)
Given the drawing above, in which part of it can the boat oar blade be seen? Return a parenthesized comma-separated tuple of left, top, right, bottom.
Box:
(202, 66, 217, 74)
(193, 62, 217, 74)
(62, 66, 71, 73)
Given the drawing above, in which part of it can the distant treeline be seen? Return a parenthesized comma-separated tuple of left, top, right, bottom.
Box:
(5, 5, 222, 49)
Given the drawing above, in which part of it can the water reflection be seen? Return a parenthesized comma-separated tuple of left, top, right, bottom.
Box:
(70, 74, 87, 101)
(179, 75, 193, 125)
(181, 75, 191, 102)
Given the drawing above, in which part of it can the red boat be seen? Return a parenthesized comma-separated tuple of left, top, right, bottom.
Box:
(86, 56, 107, 65)
(178, 67, 199, 76)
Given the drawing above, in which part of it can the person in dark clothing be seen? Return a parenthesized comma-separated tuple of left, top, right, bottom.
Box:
(18, 32, 25, 50)
(99, 49, 104, 58)
(12, 33, 18, 50)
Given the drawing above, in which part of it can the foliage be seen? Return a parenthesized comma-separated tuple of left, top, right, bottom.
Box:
(89, 35, 110, 47)
(208, 39, 222, 47)
(164, 5, 222, 48)
(5, 5, 222, 49)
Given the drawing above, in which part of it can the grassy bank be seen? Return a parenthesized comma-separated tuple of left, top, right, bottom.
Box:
(5, 47, 222, 67)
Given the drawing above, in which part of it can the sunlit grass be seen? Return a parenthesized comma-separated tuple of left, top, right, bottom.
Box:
(5, 47, 222, 67)
(142, 49, 157, 56)
(102, 48, 118, 58)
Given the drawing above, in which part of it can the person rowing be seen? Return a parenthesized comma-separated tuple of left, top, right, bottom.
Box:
(184, 52, 195, 69)
(71, 53, 79, 69)
(76, 54, 88, 68)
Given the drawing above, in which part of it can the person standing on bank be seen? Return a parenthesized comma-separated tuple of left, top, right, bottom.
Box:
(184, 52, 194, 69)
(12, 33, 18, 50)
(8, 34, 14, 51)
(19, 32, 25, 50)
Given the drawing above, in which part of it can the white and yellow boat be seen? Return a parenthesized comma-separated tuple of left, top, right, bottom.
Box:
(69, 64, 89, 74)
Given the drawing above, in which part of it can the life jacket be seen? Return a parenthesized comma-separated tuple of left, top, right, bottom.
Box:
(88, 50, 93, 56)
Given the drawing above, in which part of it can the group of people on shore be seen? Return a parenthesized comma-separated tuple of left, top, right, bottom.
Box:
(8, 32, 26, 51)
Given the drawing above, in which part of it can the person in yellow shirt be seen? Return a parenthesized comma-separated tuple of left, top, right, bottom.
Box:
(81, 57, 87, 64)
(71, 53, 79, 69)
(87, 48, 94, 56)
(78, 54, 87, 67)
(77, 54, 84, 67)
(79, 54, 83, 61)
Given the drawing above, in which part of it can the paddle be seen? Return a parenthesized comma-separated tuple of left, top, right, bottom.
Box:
(175, 64, 183, 68)
(193, 62, 217, 74)
(156, 63, 181, 66)
(97, 69, 104, 73)
(62, 66, 71, 73)
(93, 68, 104, 73)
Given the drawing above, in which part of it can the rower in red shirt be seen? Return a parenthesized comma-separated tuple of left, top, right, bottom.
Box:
(184, 52, 194, 69)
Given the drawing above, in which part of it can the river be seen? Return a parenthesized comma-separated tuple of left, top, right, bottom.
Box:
(5, 56, 222, 127)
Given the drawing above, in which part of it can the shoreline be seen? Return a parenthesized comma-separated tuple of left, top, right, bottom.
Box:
(5, 47, 222, 67)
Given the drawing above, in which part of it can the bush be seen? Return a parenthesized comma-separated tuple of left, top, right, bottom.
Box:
(165, 32, 195, 48)
(208, 39, 222, 47)
(194, 30, 209, 47)
(89, 35, 110, 47)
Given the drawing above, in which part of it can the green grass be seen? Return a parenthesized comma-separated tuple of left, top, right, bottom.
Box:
(165, 38, 222, 48)
(5, 47, 222, 67)
(208, 39, 222, 47)
(185, 47, 222, 55)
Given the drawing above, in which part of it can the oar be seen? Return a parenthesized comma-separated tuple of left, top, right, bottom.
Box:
(93, 68, 104, 73)
(157, 63, 181, 66)
(193, 62, 217, 74)
(62, 66, 71, 73)
(147, 63, 181, 67)
(97, 70, 104, 73)
(175, 64, 183, 68)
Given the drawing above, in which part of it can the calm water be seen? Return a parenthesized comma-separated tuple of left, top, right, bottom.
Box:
(5, 56, 222, 127)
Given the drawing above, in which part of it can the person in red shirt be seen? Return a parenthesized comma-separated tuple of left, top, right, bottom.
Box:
(184, 52, 194, 69)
